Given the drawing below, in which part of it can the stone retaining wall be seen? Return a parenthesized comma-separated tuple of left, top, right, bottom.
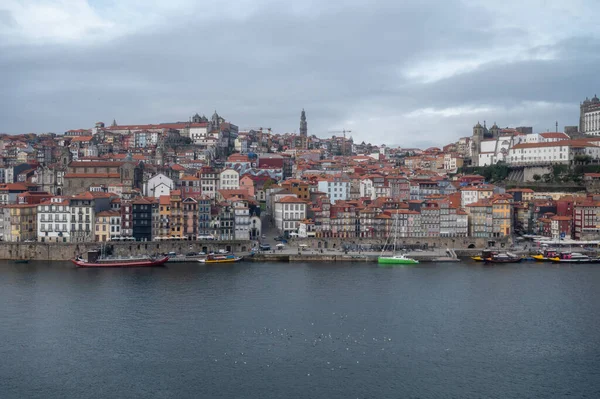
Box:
(0, 240, 252, 261)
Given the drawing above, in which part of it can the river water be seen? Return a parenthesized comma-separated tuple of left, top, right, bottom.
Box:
(1, 261, 599, 399)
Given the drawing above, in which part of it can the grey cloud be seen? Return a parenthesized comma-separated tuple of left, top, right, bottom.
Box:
(0, 0, 597, 146)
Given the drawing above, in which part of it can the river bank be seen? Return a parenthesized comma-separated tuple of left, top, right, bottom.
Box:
(2, 260, 599, 399)
(0, 238, 507, 261)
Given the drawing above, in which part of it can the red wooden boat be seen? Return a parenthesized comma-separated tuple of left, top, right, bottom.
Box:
(72, 251, 169, 268)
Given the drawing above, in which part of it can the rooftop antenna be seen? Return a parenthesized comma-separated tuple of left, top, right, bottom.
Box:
(556, 121, 558, 132)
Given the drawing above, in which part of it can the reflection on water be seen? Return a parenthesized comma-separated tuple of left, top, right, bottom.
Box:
(0, 261, 599, 399)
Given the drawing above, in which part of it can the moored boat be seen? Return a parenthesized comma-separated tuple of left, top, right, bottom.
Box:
(72, 250, 168, 268)
(471, 250, 497, 262)
(378, 213, 419, 265)
(198, 254, 243, 264)
(14, 259, 30, 264)
(378, 254, 419, 265)
(484, 252, 522, 264)
(551, 252, 591, 264)
(531, 249, 559, 262)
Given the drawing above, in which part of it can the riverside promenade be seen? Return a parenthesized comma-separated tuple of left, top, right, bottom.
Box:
(0, 234, 514, 262)
(247, 245, 465, 263)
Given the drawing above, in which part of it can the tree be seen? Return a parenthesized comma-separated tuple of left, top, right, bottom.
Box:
(532, 174, 541, 182)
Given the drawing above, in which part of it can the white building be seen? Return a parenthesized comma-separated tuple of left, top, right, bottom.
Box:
(507, 140, 600, 165)
(359, 178, 374, 199)
(200, 168, 219, 199)
(460, 185, 495, 208)
(317, 176, 350, 203)
(274, 196, 307, 236)
(70, 192, 98, 242)
(523, 132, 570, 143)
(189, 125, 209, 144)
(219, 168, 240, 191)
(298, 220, 316, 238)
(232, 198, 250, 240)
(145, 173, 174, 198)
(37, 197, 71, 243)
(580, 95, 600, 136)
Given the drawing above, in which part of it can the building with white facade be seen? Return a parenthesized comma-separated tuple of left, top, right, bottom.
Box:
(189, 125, 210, 145)
(70, 194, 95, 242)
(37, 196, 71, 243)
(359, 178, 374, 199)
(317, 176, 350, 203)
(219, 168, 240, 191)
(232, 198, 250, 240)
(580, 95, 600, 136)
(200, 167, 219, 199)
(460, 185, 496, 208)
(274, 196, 307, 236)
(507, 140, 600, 165)
(145, 173, 174, 198)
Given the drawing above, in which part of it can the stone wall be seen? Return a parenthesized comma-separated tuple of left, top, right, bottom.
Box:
(292, 236, 508, 250)
(0, 240, 252, 261)
(523, 166, 552, 182)
(0, 236, 510, 262)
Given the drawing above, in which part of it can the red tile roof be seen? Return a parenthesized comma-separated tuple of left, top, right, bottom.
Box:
(65, 173, 121, 178)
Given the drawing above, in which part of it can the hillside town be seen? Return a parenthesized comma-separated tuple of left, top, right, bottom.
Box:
(1, 96, 600, 246)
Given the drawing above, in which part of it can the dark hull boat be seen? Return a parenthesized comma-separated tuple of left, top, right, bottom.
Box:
(72, 249, 168, 268)
(484, 253, 522, 264)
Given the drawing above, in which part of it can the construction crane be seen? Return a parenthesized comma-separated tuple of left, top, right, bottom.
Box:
(328, 129, 352, 138)
(328, 129, 353, 156)
(242, 127, 272, 134)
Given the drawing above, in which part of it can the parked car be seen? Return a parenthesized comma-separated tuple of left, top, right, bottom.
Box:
(274, 236, 284, 241)
(218, 249, 228, 254)
(261, 234, 266, 239)
(167, 251, 177, 257)
(185, 252, 197, 257)
(259, 244, 271, 251)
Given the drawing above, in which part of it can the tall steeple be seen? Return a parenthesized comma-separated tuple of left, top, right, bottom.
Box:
(300, 109, 307, 137)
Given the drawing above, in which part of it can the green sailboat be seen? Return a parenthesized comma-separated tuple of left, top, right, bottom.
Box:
(378, 213, 419, 265)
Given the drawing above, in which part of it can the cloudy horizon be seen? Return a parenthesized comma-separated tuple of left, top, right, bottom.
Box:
(1, 0, 599, 147)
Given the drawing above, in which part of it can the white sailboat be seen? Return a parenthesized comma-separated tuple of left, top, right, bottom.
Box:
(378, 213, 419, 265)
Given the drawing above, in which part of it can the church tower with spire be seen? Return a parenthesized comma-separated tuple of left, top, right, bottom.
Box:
(300, 109, 307, 137)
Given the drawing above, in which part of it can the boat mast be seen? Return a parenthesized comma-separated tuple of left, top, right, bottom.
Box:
(393, 213, 397, 254)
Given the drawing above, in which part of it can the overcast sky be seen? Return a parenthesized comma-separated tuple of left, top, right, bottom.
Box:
(1, 0, 599, 147)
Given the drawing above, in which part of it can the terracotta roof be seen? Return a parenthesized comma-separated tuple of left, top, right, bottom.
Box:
(70, 136, 93, 142)
(132, 197, 152, 205)
(65, 173, 121, 178)
(180, 175, 200, 181)
(69, 161, 124, 167)
(512, 140, 598, 150)
(96, 210, 120, 217)
(71, 192, 113, 200)
(539, 132, 569, 139)
(107, 122, 208, 131)
(277, 196, 307, 204)
(0, 183, 29, 191)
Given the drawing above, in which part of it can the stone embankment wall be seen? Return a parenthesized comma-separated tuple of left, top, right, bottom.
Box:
(0, 241, 252, 261)
(293, 237, 508, 250)
(0, 236, 510, 261)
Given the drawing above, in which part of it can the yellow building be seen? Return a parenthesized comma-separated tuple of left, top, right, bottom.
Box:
(476, 185, 495, 201)
(169, 190, 183, 238)
(158, 195, 171, 238)
(507, 188, 535, 202)
(491, 195, 513, 238)
(6, 204, 37, 242)
(95, 210, 120, 242)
